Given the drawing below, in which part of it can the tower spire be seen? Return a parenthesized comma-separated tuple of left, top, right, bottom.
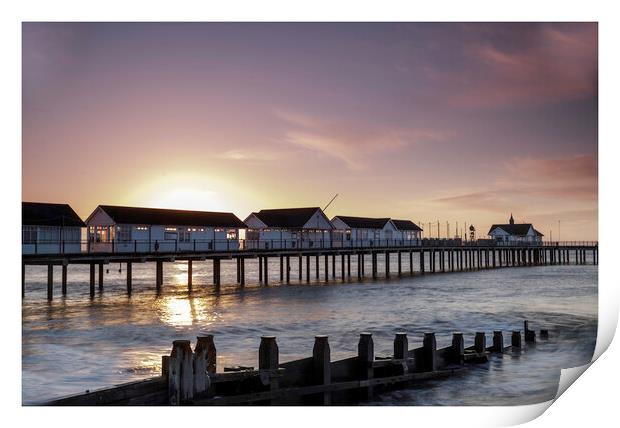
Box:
(509, 213, 514, 225)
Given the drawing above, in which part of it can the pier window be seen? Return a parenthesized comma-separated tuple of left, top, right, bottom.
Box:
(62, 227, 80, 242)
(179, 228, 190, 242)
(23, 226, 37, 244)
(116, 225, 132, 242)
(39, 226, 60, 242)
(227, 229, 237, 240)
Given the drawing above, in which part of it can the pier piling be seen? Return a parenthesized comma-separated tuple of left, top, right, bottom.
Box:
(47, 264, 53, 300)
(98, 263, 104, 291)
(126, 262, 132, 294)
(89, 263, 95, 297)
(61, 264, 67, 296)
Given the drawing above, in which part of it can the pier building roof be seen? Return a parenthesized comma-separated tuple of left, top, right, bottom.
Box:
(90, 205, 246, 228)
(22, 202, 86, 227)
(391, 219, 424, 231)
(332, 216, 392, 229)
(487, 223, 544, 236)
(249, 207, 333, 229)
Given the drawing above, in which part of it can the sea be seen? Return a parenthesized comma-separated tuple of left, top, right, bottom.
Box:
(22, 253, 597, 405)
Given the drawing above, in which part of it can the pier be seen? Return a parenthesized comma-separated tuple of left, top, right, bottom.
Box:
(44, 320, 546, 406)
(22, 240, 598, 300)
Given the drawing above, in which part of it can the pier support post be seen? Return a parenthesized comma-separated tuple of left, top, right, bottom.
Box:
(423, 332, 437, 371)
(324, 254, 329, 281)
(332, 254, 336, 279)
(420, 250, 425, 274)
(451, 332, 465, 365)
(258, 256, 263, 283)
(299, 256, 303, 281)
(492, 331, 504, 353)
(240, 258, 245, 286)
(61, 264, 68, 296)
(371, 252, 377, 279)
(47, 264, 53, 301)
(398, 252, 402, 276)
(188, 260, 193, 288)
(409, 251, 413, 275)
(126, 262, 132, 294)
(511, 331, 522, 348)
(358, 333, 374, 400)
(168, 340, 194, 405)
(280, 255, 284, 281)
(393, 332, 408, 360)
(263, 257, 268, 285)
(347, 254, 351, 278)
(306, 255, 310, 282)
(214, 259, 221, 287)
(474, 332, 486, 354)
(98, 263, 104, 291)
(385, 252, 390, 278)
(156, 260, 163, 291)
(235, 258, 240, 284)
(357, 253, 362, 279)
(89, 263, 95, 297)
(315, 255, 319, 280)
(341, 254, 346, 281)
(286, 256, 290, 283)
(313, 335, 331, 405)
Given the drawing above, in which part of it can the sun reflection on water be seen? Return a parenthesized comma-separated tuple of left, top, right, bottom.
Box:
(157, 296, 218, 327)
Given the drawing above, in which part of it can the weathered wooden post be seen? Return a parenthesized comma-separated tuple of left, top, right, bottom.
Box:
(299, 255, 303, 281)
(89, 263, 95, 297)
(240, 258, 245, 286)
(188, 260, 193, 288)
(511, 330, 522, 348)
(420, 249, 425, 273)
(315, 254, 319, 279)
(451, 332, 465, 364)
(126, 262, 132, 294)
(398, 251, 402, 276)
(156, 260, 163, 291)
(409, 251, 414, 274)
(313, 335, 331, 405)
(474, 332, 486, 354)
(341, 254, 346, 281)
(358, 333, 374, 399)
(263, 257, 269, 285)
(492, 331, 504, 353)
(347, 254, 351, 277)
(385, 251, 390, 277)
(393, 332, 408, 360)
(258, 256, 263, 283)
(168, 340, 194, 405)
(193, 338, 209, 397)
(540, 329, 549, 339)
(47, 264, 54, 301)
(332, 254, 336, 279)
(423, 332, 437, 371)
(213, 259, 221, 287)
(280, 255, 284, 281)
(259, 336, 279, 370)
(306, 254, 311, 282)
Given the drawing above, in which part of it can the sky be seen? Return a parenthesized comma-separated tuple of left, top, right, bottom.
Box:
(22, 22, 598, 240)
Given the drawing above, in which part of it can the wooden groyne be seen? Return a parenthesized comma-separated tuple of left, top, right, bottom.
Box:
(44, 320, 548, 406)
(23, 241, 598, 300)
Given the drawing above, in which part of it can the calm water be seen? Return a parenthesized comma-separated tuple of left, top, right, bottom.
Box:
(22, 254, 597, 405)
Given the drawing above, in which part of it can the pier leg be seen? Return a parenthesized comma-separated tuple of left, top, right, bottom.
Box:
(315, 255, 319, 280)
(299, 256, 303, 281)
(47, 264, 53, 301)
(188, 260, 193, 288)
(156, 260, 163, 291)
(258, 256, 263, 283)
(286, 256, 290, 283)
(263, 257, 268, 285)
(398, 251, 402, 276)
(358, 333, 374, 400)
(372, 252, 377, 279)
(280, 255, 284, 281)
(313, 335, 332, 405)
(492, 250, 496, 268)
(306, 255, 310, 282)
(98, 263, 104, 291)
(420, 250, 425, 273)
(325, 254, 329, 281)
(240, 258, 245, 286)
(341, 254, 346, 281)
(61, 264, 67, 296)
(332, 254, 336, 279)
(127, 262, 132, 294)
(235, 258, 240, 284)
(409, 251, 413, 275)
(357, 253, 362, 279)
(89, 263, 95, 297)
(385, 252, 390, 278)
(347, 254, 351, 278)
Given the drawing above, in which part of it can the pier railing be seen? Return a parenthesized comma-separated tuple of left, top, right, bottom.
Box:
(44, 320, 547, 406)
(21, 238, 598, 256)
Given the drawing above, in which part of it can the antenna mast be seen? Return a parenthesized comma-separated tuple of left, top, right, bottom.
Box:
(323, 193, 339, 212)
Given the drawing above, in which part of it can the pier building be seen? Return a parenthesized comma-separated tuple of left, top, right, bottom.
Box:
(488, 214, 544, 244)
(22, 202, 85, 254)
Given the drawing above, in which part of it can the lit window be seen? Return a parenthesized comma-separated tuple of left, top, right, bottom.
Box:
(227, 229, 237, 240)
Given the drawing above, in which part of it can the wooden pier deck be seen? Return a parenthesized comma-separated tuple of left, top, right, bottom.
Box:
(43, 320, 548, 406)
(22, 241, 598, 300)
